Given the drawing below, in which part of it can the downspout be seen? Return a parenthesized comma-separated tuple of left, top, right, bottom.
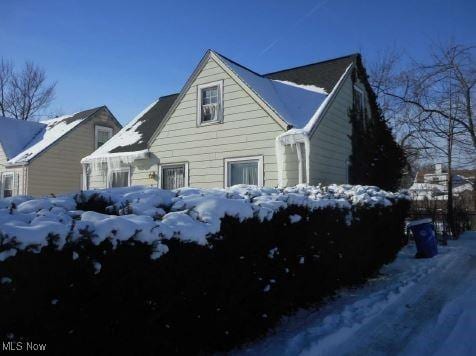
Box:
(295, 138, 311, 185)
(275, 138, 285, 188)
(304, 136, 310, 185)
(296, 143, 303, 184)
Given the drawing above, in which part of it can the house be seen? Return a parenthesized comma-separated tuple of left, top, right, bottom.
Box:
(82, 50, 373, 190)
(0, 106, 121, 197)
(409, 164, 475, 201)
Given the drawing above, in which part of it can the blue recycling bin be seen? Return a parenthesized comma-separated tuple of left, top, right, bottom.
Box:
(407, 218, 438, 258)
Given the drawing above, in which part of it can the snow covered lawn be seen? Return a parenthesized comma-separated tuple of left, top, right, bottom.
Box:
(237, 231, 476, 356)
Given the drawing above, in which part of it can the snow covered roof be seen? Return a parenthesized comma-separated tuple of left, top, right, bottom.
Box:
(82, 95, 178, 162)
(215, 52, 331, 129)
(0, 117, 45, 160)
(265, 54, 358, 93)
(2, 107, 104, 165)
(82, 51, 357, 161)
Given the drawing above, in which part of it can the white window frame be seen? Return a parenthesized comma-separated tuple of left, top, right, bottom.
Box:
(224, 156, 264, 188)
(107, 167, 131, 188)
(158, 162, 189, 189)
(1, 172, 15, 198)
(197, 80, 224, 126)
(95, 125, 114, 149)
(353, 85, 365, 113)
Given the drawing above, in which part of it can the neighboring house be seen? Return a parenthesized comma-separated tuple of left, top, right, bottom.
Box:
(82, 50, 373, 190)
(0, 106, 121, 197)
(409, 164, 475, 200)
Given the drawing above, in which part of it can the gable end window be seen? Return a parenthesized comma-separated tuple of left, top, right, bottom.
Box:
(197, 81, 223, 125)
(95, 126, 113, 149)
(224, 156, 263, 188)
(353, 85, 365, 115)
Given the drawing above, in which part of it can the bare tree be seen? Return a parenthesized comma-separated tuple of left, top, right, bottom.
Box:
(369, 42, 475, 236)
(0, 59, 56, 120)
(0, 58, 13, 117)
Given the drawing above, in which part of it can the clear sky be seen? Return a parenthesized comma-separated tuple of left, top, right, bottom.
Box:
(1, 0, 474, 124)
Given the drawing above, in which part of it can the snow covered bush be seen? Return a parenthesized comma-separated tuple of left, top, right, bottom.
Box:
(0, 184, 409, 354)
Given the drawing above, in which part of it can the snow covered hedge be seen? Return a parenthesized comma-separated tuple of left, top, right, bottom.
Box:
(0, 185, 409, 354)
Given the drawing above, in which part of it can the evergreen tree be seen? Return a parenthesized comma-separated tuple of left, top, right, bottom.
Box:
(348, 56, 406, 191)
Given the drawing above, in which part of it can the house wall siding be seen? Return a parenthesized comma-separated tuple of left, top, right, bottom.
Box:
(146, 57, 288, 188)
(308, 73, 370, 185)
(27, 109, 121, 196)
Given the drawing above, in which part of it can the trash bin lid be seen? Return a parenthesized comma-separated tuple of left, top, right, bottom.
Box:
(407, 218, 432, 228)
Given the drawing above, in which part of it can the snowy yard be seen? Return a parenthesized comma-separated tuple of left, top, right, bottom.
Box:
(237, 231, 476, 356)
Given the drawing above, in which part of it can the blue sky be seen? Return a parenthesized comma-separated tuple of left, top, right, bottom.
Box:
(1, 0, 474, 124)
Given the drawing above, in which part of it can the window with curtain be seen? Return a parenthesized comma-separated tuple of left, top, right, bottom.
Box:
(1, 173, 14, 198)
(228, 160, 259, 186)
(111, 170, 129, 188)
(162, 165, 185, 190)
(201, 85, 220, 123)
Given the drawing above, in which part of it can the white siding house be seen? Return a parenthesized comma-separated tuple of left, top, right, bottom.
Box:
(82, 51, 372, 190)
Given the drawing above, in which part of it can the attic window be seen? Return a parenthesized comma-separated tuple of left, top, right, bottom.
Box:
(197, 81, 223, 125)
(353, 85, 365, 114)
(95, 126, 113, 149)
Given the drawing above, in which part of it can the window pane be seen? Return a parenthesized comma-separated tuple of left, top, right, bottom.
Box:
(2, 175, 13, 197)
(230, 161, 258, 186)
(200, 86, 220, 123)
(162, 166, 185, 190)
(202, 86, 218, 105)
(354, 89, 363, 112)
(111, 171, 129, 187)
(97, 129, 112, 147)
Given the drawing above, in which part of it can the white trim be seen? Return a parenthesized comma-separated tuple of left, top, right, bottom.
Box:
(196, 80, 224, 126)
(82, 164, 90, 190)
(296, 143, 304, 184)
(95, 125, 114, 149)
(158, 162, 189, 189)
(107, 167, 131, 188)
(1, 172, 15, 198)
(224, 155, 264, 188)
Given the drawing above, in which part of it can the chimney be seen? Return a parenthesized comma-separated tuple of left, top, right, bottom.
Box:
(435, 163, 442, 175)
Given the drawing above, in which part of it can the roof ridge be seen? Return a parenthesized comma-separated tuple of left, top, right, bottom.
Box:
(211, 50, 264, 77)
(159, 93, 180, 99)
(263, 53, 359, 76)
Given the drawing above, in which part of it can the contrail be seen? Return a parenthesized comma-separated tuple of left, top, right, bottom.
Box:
(259, 0, 330, 56)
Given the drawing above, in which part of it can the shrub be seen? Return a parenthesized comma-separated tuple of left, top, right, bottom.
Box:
(0, 192, 409, 355)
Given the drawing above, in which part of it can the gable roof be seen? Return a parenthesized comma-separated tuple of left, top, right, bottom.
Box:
(0, 117, 45, 160)
(83, 51, 358, 162)
(214, 51, 348, 129)
(264, 54, 359, 94)
(3, 107, 104, 165)
(83, 94, 178, 160)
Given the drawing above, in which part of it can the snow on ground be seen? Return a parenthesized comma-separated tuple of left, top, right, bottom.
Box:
(0, 184, 406, 261)
(235, 231, 476, 356)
